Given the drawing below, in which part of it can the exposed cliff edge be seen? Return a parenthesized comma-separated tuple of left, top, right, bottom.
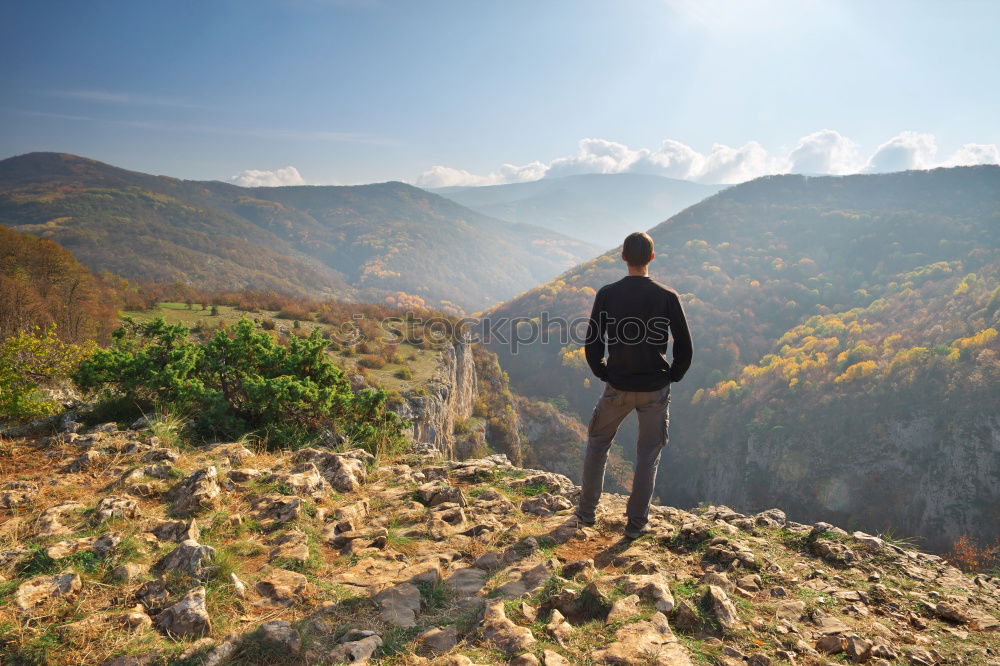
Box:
(395, 340, 478, 459)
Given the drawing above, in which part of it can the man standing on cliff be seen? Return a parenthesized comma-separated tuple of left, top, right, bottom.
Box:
(575, 231, 693, 540)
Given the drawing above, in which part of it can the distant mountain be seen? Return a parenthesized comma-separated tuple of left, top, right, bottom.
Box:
(0, 153, 599, 312)
(432, 173, 722, 248)
(485, 166, 1000, 550)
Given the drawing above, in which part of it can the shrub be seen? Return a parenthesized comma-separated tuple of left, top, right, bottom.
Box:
(0, 325, 96, 423)
(75, 317, 410, 453)
(358, 354, 386, 370)
(395, 367, 413, 380)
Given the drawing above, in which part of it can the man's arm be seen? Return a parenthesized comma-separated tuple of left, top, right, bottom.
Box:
(667, 293, 692, 382)
(584, 289, 609, 381)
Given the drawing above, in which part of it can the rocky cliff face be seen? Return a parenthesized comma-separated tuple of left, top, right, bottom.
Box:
(2, 422, 998, 665)
(673, 412, 1000, 554)
(396, 340, 478, 459)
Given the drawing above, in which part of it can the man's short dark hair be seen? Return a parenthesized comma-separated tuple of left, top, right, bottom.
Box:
(622, 232, 654, 266)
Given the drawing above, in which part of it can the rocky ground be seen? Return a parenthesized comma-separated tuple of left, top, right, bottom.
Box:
(0, 422, 998, 665)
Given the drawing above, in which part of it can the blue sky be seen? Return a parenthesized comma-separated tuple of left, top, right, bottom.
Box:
(1, 0, 998, 186)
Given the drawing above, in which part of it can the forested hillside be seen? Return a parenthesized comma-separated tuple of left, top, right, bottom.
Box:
(0, 225, 122, 343)
(486, 166, 1000, 551)
(0, 153, 597, 313)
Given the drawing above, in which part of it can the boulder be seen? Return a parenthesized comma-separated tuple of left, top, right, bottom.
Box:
(703, 585, 742, 630)
(265, 462, 332, 497)
(154, 586, 211, 638)
(607, 594, 641, 623)
(327, 631, 382, 663)
(165, 467, 221, 516)
(153, 539, 216, 579)
(254, 620, 301, 654)
(292, 447, 373, 492)
(93, 495, 140, 522)
(16, 573, 82, 610)
(150, 518, 200, 542)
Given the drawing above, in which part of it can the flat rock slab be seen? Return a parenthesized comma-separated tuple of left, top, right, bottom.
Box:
(445, 567, 488, 596)
(16, 573, 82, 610)
(591, 612, 692, 665)
(373, 582, 421, 627)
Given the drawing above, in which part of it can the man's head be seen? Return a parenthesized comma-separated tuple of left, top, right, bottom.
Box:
(622, 231, 654, 267)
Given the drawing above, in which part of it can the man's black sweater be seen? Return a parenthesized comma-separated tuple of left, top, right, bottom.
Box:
(584, 275, 693, 391)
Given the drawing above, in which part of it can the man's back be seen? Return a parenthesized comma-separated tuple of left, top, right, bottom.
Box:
(584, 275, 692, 392)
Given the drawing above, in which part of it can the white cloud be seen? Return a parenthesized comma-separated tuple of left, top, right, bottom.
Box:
(865, 131, 938, 173)
(415, 162, 547, 188)
(416, 130, 999, 188)
(941, 143, 1000, 167)
(787, 129, 861, 175)
(231, 166, 306, 187)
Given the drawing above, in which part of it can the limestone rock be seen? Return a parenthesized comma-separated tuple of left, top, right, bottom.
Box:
(445, 566, 488, 596)
(481, 600, 536, 655)
(153, 539, 216, 578)
(704, 585, 742, 630)
(165, 467, 220, 516)
(135, 579, 170, 611)
(140, 447, 179, 463)
(935, 602, 971, 624)
(292, 447, 373, 492)
(269, 530, 310, 564)
(35, 501, 84, 536)
(327, 631, 382, 663)
(250, 494, 302, 524)
(16, 573, 82, 610)
(64, 449, 102, 472)
(266, 462, 332, 497)
(93, 495, 140, 522)
(154, 586, 211, 638)
(521, 492, 574, 516)
(255, 620, 302, 654)
(546, 608, 574, 644)
(122, 604, 153, 631)
(617, 574, 676, 613)
(418, 481, 467, 507)
(0, 482, 37, 509)
(374, 582, 421, 627)
(591, 611, 692, 664)
(775, 600, 806, 621)
(417, 624, 457, 655)
(608, 594, 641, 623)
(150, 518, 200, 542)
(543, 650, 573, 666)
(46, 533, 120, 559)
(201, 441, 250, 465)
(256, 568, 309, 605)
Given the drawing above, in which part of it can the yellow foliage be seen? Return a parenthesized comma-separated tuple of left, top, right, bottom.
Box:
(952, 328, 998, 350)
(834, 360, 878, 383)
(888, 347, 932, 373)
(882, 333, 903, 356)
(559, 346, 589, 371)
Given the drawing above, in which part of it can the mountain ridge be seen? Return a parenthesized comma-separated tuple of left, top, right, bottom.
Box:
(0, 152, 599, 313)
(432, 173, 723, 248)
